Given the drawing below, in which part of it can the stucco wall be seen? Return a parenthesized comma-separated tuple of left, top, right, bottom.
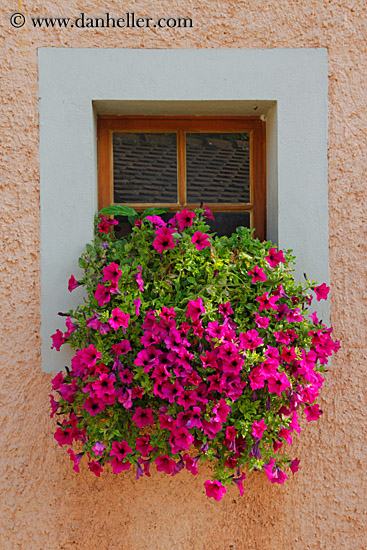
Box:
(1, 1, 366, 549)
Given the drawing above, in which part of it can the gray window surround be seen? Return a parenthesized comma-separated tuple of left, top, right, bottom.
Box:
(38, 48, 328, 373)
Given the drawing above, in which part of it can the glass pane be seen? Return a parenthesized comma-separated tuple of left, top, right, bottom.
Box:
(186, 133, 250, 203)
(113, 133, 178, 204)
(206, 211, 251, 237)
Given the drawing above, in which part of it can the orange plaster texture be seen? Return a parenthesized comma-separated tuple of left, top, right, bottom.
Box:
(1, 1, 366, 549)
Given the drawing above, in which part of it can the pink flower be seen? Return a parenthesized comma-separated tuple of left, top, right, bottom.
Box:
(133, 297, 141, 317)
(109, 309, 130, 331)
(136, 436, 153, 457)
(266, 247, 285, 268)
(183, 454, 199, 475)
(67, 449, 83, 473)
(233, 472, 246, 496)
(191, 231, 211, 251)
(134, 266, 144, 291)
(175, 208, 195, 231)
(252, 419, 267, 439)
(51, 329, 65, 351)
(103, 262, 122, 284)
(314, 283, 330, 301)
(267, 372, 291, 396)
(218, 302, 233, 317)
(94, 284, 111, 306)
(204, 206, 215, 220)
(304, 404, 323, 422)
(239, 329, 263, 350)
(110, 440, 132, 460)
(68, 274, 82, 292)
(254, 312, 270, 328)
(256, 292, 279, 312)
(132, 407, 155, 428)
(64, 317, 78, 338)
(290, 458, 300, 474)
(204, 480, 226, 501)
(186, 298, 205, 322)
(153, 227, 176, 253)
(110, 458, 131, 474)
(155, 455, 176, 475)
(248, 265, 267, 283)
(98, 215, 118, 233)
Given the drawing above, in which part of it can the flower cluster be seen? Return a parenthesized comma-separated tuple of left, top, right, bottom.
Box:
(50, 207, 339, 500)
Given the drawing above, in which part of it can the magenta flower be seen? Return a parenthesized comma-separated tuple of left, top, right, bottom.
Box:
(110, 458, 131, 474)
(155, 455, 176, 475)
(103, 262, 122, 285)
(248, 265, 267, 283)
(133, 297, 141, 316)
(239, 329, 264, 350)
(186, 298, 205, 322)
(98, 215, 118, 233)
(266, 247, 285, 268)
(233, 472, 246, 496)
(252, 419, 267, 439)
(191, 231, 211, 251)
(51, 329, 65, 351)
(67, 449, 83, 473)
(267, 372, 291, 396)
(132, 407, 155, 428)
(92, 442, 105, 457)
(153, 227, 176, 253)
(51, 372, 64, 390)
(183, 454, 199, 475)
(64, 317, 78, 339)
(49, 394, 59, 418)
(54, 425, 74, 447)
(109, 308, 130, 331)
(110, 440, 132, 460)
(175, 208, 195, 231)
(204, 480, 226, 501)
(169, 427, 194, 453)
(204, 206, 215, 220)
(314, 283, 330, 301)
(136, 436, 153, 457)
(254, 312, 270, 328)
(134, 266, 144, 291)
(112, 339, 131, 356)
(68, 274, 82, 292)
(146, 215, 166, 228)
(256, 292, 279, 312)
(94, 284, 111, 306)
(304, 404, 323, 422)
(218, 302, 233, 317)
(92, 373, 115, 398)
(290, 458, 300, 474)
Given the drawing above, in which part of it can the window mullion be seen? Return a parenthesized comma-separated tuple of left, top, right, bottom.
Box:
(177, 129, 186, 209)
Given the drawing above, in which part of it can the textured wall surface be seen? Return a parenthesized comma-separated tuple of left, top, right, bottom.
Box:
(1, 0, 366, 549)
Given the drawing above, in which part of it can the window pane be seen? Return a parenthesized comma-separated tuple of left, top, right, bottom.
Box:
(113, 133, 178, 204)
(206, 211, 251, 237)
(186, 133, 250, 204)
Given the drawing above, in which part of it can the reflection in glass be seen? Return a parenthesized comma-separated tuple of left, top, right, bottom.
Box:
(186, 133, 250, 204)
(113, 133, 177, 204)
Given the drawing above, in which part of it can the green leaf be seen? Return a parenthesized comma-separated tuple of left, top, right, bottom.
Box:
(99, 205, 137, 217)
(141, 207, 169, 218)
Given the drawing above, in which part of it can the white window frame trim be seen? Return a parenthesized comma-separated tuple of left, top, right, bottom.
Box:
(38, 48, 328, 373)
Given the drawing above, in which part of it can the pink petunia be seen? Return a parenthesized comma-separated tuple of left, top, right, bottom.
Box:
(266, 247, 285, 268)
(254, 312, 270, 328)
(109, 309, 130, 331)
(256, 292, 279, 312)
(204, 479, 226, 501)
(132, 407, 155, 428)
(68, 274, 82, 292)
(304, 404, 323, 422)
(103, 262, 122, 285)
(94, 284, 111, 306)
(51, 329, 65, 351)
(186, 298, 205, 322)
(175, 208, 195, 231)
(252, 419, 267, 439)
(155, 455, 177, 475)
(191, 231, 211, 251)
(64, 316, 78, 339)
(134, 297, 141, 317)
(248, 265, 267, 283)
(134, 266, 144, 292)
(153, 227, 176, 253)
(98, 215, 118, 234)
(314, 283, 330, 301)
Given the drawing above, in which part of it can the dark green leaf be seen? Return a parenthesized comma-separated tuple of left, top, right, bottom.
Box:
(99, 205, 137, 217)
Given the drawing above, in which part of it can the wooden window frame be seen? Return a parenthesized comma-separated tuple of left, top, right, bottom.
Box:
(97, 116, 266, 240)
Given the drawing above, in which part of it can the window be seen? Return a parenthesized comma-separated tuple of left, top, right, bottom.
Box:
(97, 116, 266, 240)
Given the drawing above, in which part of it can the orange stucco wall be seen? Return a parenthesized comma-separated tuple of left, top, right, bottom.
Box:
(1, 1, 366, 549)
